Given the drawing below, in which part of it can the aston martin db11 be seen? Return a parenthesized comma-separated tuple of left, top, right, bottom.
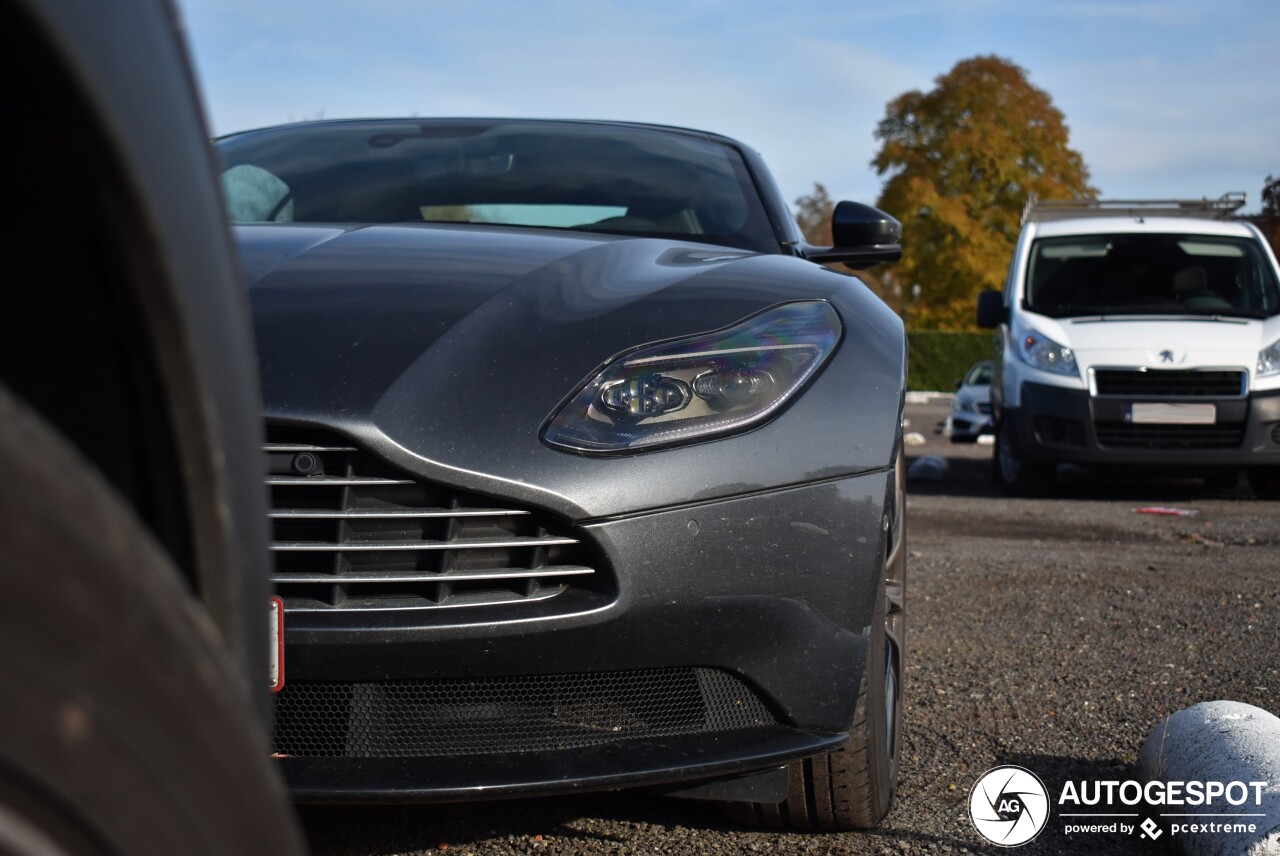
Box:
(218, 118, 907, 830)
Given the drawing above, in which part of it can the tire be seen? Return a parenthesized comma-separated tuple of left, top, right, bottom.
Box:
(1246, 467, 1280, 500)
(0, 387, 304, 856)
(723, 451, 905, 831)
(992, 418, 1053, 497)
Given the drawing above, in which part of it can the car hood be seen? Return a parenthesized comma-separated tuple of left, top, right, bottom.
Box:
(243, 223, 904, 518)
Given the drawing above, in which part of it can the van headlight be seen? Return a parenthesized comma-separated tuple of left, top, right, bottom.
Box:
(1018, 330, 1077, 376)
(1259, 338, 1280, 378)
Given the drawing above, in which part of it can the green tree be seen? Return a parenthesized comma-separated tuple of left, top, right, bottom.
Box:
(872, 55, 1095, 329)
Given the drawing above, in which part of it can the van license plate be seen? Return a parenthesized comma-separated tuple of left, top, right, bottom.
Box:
(270, 596, 284, 692)
(1127, 403, 1216, 425)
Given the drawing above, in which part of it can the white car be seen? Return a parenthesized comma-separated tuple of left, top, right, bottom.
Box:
(945, 360, 994, 442)
(977, 194, 1280, 497)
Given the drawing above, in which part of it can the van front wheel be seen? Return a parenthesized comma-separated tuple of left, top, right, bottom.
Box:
(993, 420, 1052, 497)
(1246, 467, 1280, 500)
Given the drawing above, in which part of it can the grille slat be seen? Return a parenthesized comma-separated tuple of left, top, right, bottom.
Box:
(267, 475, 413, 486)
(271, 507, 528, 519)
(276, 566, 595, 585)
(265, 426, 599, 613)
(272, 668, 778, 759)
(272, 535, 578, 552)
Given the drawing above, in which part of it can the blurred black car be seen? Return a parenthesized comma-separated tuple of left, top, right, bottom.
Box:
(1, 1, 301, 853)
(218, 118, 907, 830)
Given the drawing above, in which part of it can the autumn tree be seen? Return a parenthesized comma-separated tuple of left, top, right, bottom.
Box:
(794, 182, 835, 244)
(1263, 175, 1280, 217)
(872, 56, 1095, 329)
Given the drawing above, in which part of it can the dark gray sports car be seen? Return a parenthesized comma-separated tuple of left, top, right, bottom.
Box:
(218, 118, 907, 830)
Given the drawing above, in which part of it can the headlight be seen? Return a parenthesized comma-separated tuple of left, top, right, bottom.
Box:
(954, 395, 975, 413)
(1259, 338, 1280, 378)
(1018, 329, 1077, 376)
(542, 301, 841, 454)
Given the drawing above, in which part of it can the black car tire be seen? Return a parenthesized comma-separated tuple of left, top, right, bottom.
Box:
(723, 452, 905, 831)
(992, 418, 1052, 497)
(1246, 466, 1280, 500)
(0, 387, 303, 856)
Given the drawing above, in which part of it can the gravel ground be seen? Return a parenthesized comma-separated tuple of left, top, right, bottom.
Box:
(297, 398, 1280, 855)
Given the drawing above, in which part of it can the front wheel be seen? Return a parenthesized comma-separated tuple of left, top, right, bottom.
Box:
(1247, 467, 1280, 499)
(992, 419, 1053, 497)
(0, 387, 304, 856)
(723, 451, 905, 830)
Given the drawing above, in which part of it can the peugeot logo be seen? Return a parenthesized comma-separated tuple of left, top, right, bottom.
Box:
(1159, 350, 1175, 363)
(1151, 349, 1185, 365)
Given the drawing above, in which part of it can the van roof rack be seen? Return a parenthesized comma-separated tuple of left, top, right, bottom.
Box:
(1023, 192, 1247, 224)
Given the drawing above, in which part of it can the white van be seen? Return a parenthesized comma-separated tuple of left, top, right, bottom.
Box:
(976, 195, 1280, 497)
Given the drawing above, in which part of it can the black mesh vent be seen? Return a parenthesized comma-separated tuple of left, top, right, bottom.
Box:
(1094, 421, 1245, 450)
(272, 668, 777, 758)
(1093, 369, 1245, 398)
(265, 425, 601, 612)
(1272, 424, 1280, 446)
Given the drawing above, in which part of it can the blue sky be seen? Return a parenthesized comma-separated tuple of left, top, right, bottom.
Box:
(177, 0, 1280, 213)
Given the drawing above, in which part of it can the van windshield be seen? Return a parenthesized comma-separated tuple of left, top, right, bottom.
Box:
(1025, 233, 1280, 319)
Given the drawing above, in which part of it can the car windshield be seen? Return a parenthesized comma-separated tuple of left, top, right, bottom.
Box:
(215, 120, 780, 252)
(1025, 233, 1280, 319)
(965, 363, 992, 386)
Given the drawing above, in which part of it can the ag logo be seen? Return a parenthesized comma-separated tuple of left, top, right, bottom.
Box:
(968, 765, 1050, 847)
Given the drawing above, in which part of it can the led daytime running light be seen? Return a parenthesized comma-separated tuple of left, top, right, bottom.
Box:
(542, 302, 841, 453)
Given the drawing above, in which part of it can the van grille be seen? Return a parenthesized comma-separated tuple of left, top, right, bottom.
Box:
(265, 426, 598, 612)
(1093, 369, 1246, 398)
(1094, 422, 1245, 450)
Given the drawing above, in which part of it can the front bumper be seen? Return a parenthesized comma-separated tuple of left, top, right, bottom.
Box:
(1007, 382, 1280, 466)
(946, 411, 994, 440)
(275, 469, 892, 801)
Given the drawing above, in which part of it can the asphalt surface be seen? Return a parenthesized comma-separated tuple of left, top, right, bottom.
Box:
(296, 396, 1280, 855)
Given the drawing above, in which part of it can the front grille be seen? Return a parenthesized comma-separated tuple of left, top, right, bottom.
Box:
(266, 426, 597, 612)
(1093, 369, 1246, 398)
(1094, 422, 1245, 450)
(272, 668, 777, 758)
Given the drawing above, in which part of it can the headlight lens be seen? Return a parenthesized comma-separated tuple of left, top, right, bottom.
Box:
(1259, 338, 1280, 378)
(542, 301, 841, 453)
(1018, 329, 1077, 376)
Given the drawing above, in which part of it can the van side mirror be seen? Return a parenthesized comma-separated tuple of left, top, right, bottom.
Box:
(976, 289, 1005, 328)
(802, 201, 902, 270)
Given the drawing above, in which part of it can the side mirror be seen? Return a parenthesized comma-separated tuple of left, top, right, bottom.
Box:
(976, 289, 1005, 328)
(802, 201, 902, 270)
